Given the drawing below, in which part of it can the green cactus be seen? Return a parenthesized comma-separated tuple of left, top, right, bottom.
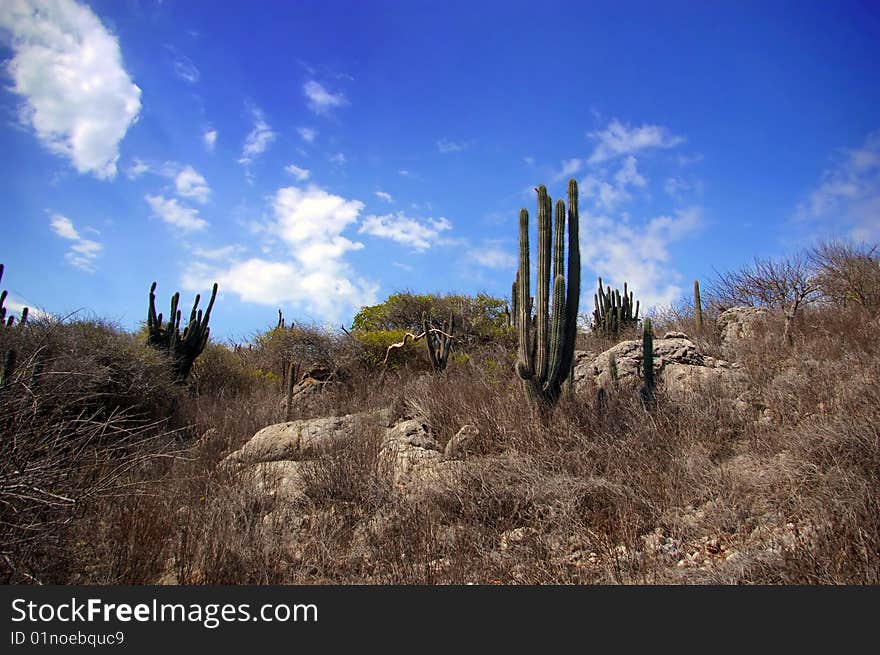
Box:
(694, 279, 703, 332)
(146, 281, 218, 381)
(592, 277, 639, 338)
(641, 317, 655, 403)
(422, 310, 455, 372)
(515, 179, 580, 405)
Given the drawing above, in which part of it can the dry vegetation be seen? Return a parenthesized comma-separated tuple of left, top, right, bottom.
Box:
(1, 242, 878, 585)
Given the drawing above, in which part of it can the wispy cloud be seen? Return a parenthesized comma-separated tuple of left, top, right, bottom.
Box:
(553, 158, 584, 182)
(303, 80, 348, 115)
(203, 128, 217, 152)
(329, 152, 346, 165)
(238, 105, 277, 166)
(467, 242, 515, 270)
(588, 119, 684, 164)
(174, 166, 211, 204)
(437, 138, 469, 154)
(797, 130, 880, 242)
(145, 195, 208, 231)
(171, 54, 199, 84)
(49, 213, 102, 272)
(285, 164, 311, 182)
(190, 244, 246, 260)
(374, 190, 393, 203)
(0, 0, 142, 179)
(297, 126, 317, 143)
(359, 212, 452, 251)
(580, 156, 647, 211)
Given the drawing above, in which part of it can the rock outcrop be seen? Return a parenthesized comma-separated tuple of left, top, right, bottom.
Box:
(223, 409, 463, 500)
(573, 332, 747, 399)
(716, 306, 770, 360)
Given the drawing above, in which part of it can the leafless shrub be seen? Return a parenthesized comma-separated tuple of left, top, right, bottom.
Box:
(710, 252, 820, 345)
(808, 239, 880, 318)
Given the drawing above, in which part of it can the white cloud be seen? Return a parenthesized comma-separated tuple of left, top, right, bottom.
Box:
(4, 297, 48, 321)
(49, 214, 80, 240)
(285, 164, 311, 182)
(174, 165, 210, 203)
(203, 129, 217, 152)
(437, 138, 469, 154)
(553, 158, 584, 181)
(48, 212, 102, 272)
(399, 169, 410, 177)
(303, 80, 347, 115)
(190, 244, 245, 260)
(145, 195, 208, 231)
(297, 126, 317, 143)
(359, 212, 452, 251)
(588, 119, 684, 164)
(582, 207, 701, 310)
(126, 158, 150, 179)
(614, 155, 647, 188)
(238, 105, 276, 166)
(797, 130, 880, 242)
(581, 156, 648, 211)
(329, 152, 346, 165)
(374, 190, 393, 203)
(468, 243, 515, 270)
(524, 156, 535, 166)
(0, 0, 142, 179)
(183, 185, 377, 322)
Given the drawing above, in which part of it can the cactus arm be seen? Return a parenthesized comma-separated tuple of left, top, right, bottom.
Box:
(516, 208, 534, 381)
(535, 186, 552, 383)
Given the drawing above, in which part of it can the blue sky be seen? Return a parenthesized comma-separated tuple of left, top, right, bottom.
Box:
(1, 0, 879, 341)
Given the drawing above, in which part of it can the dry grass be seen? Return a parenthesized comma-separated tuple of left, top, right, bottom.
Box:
(2, 264, 878, 585)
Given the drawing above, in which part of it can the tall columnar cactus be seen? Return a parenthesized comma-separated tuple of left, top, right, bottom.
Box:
(422, 310, 454, 372)
(515, 179, 580, 405)
(147, 281, 218, 381)
(592, 278, 639, 337)
(694, 279, 703, 332)
(641, 317, 655, 403)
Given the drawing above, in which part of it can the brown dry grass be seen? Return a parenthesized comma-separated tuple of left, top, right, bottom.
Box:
(2, 268, 878, 585)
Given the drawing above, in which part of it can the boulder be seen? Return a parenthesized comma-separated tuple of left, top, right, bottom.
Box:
(716, 306, 770, 360)
(378, 418, 445, 490)
(224, 410, 386, 466)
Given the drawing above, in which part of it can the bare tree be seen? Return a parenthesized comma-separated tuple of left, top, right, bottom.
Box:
(711, 252, 820, 346)
(808, 240, 880, 318)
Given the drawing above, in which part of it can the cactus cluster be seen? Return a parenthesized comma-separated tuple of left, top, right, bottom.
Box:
(515, 180, 581, 406)
(147, 281, 218, 381)
(0, 264, 29, 391)
(423, 310, 454, 372)
(592, 278, 639, 337)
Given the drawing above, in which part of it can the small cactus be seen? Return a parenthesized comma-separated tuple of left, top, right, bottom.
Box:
(694, 279, 703, 333)
(640, 317, 655, 404)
